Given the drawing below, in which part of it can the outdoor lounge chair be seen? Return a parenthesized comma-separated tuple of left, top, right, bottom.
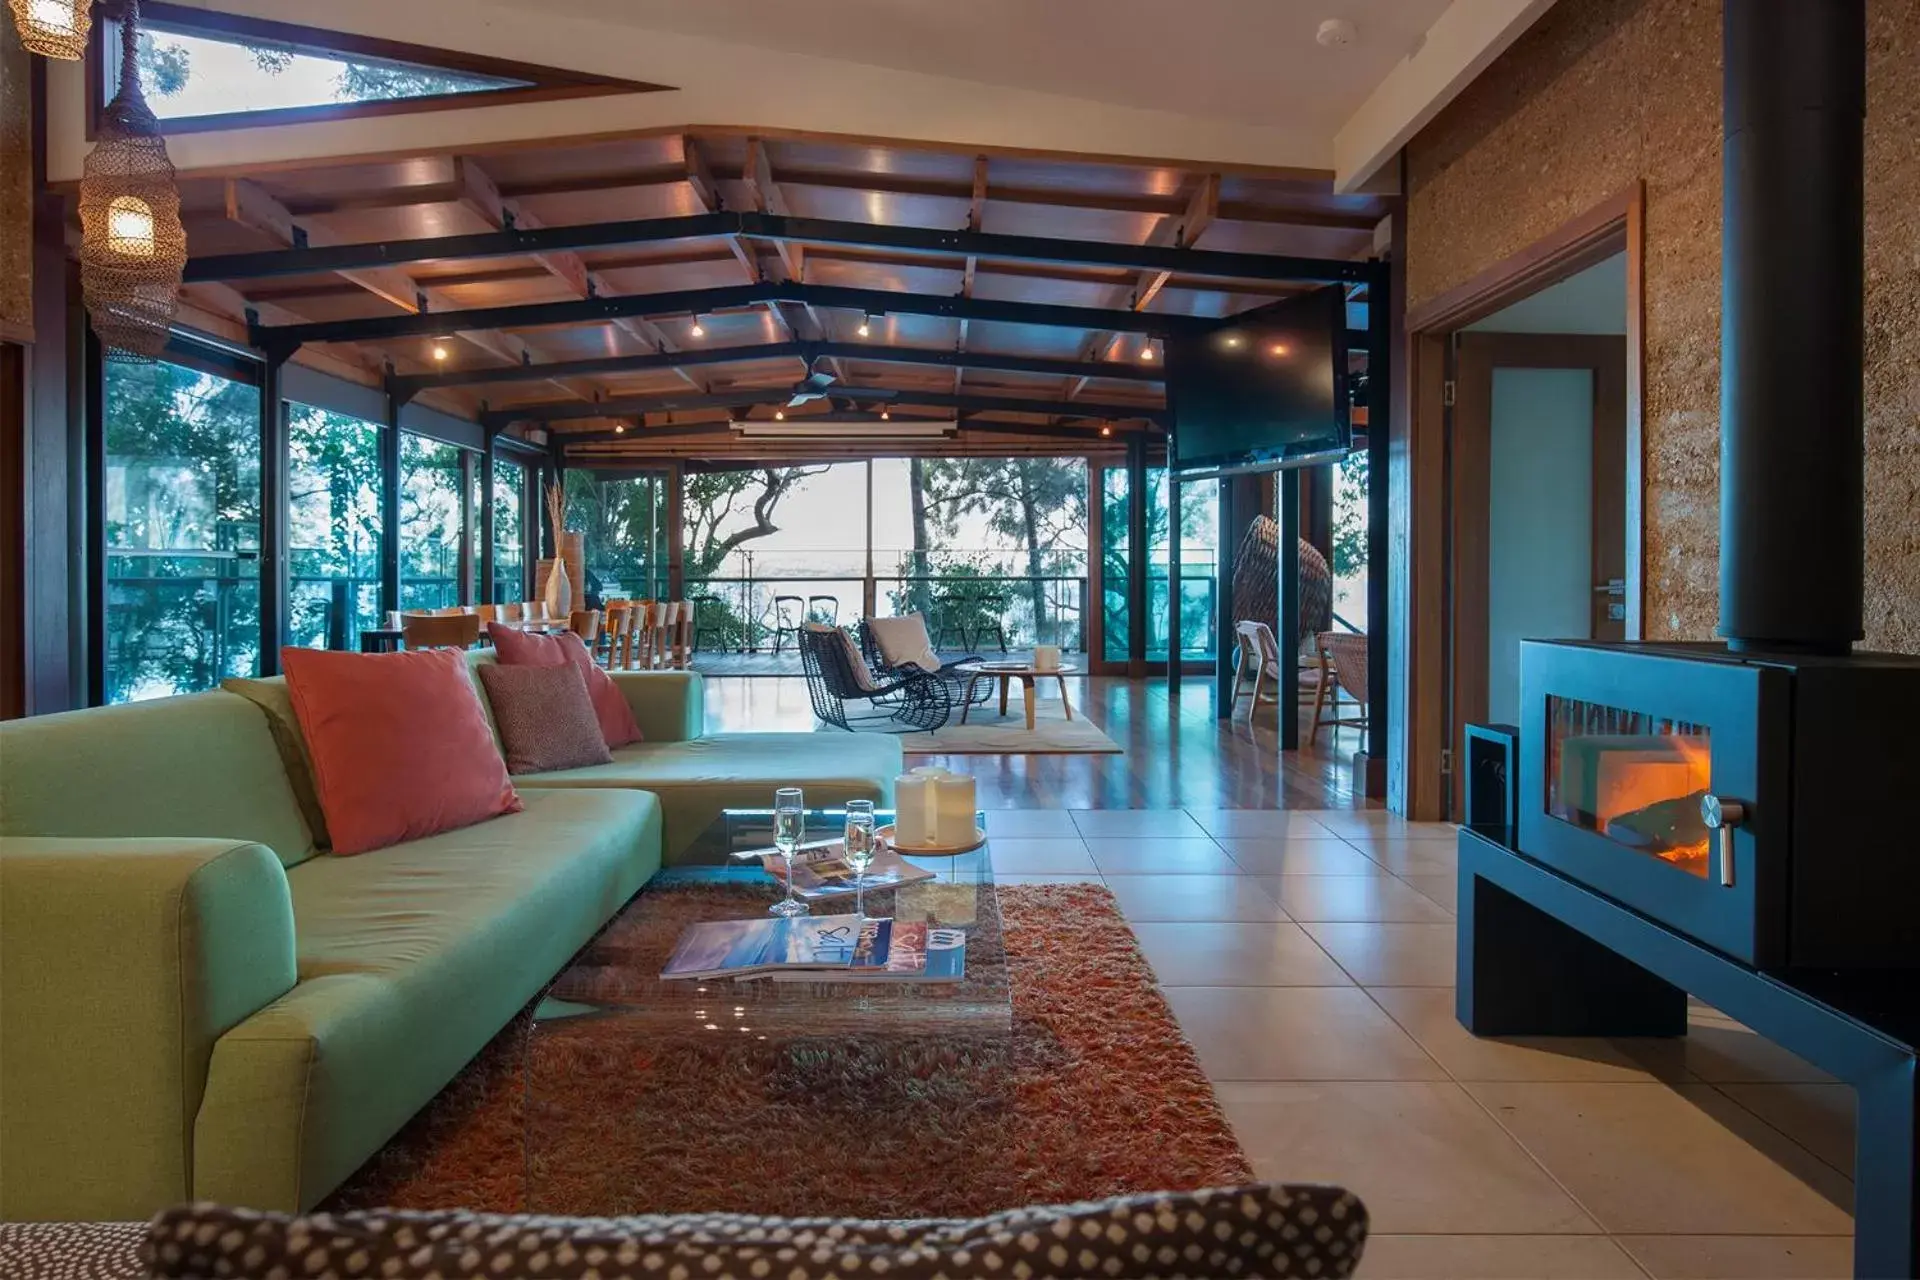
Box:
(859, 614, 993, 709)
(799, 623, 954, 732)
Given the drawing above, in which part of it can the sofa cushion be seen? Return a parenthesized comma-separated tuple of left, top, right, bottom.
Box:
(223, 676, 333, 850)
(190, 789, 662, 1211)
(490, 624, 644, 748)
(0, 691, 317, 869)
(515, 732, 901, 863)
(868, 612, 942, 672)
(145, 1184, 1371, 1279)
(283, 647, 522, 856)
(477, 661, 614, 775)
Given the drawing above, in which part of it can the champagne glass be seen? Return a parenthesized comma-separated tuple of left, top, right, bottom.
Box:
(770, 788, 808, 917)
(843, 799, 877, 919)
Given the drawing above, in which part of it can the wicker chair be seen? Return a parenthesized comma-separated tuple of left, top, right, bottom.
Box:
(1310, 630, 1371, 744)
(858, 615, 992, 710)
(799, 624, 954, 732)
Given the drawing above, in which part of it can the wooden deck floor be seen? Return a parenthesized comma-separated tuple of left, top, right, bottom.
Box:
(700, 675, 1376, 811)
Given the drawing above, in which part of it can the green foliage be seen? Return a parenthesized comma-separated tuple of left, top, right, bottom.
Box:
(1331, 450, 1370, 580)
(134, 34, 192, 97)
(334, 62, 506, 104)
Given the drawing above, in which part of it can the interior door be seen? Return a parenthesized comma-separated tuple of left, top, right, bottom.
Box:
(1449, 332, 1629, 815)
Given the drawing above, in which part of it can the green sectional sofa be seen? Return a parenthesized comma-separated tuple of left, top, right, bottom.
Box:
(0, 665, 900, 1222)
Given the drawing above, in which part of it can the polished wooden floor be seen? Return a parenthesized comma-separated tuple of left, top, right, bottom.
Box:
(701, 676, 1377, 811)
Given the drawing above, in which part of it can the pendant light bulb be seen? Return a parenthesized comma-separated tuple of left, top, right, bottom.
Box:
(775, 409, 786, 421)
(431, 340, 450, 362)
(690, 318, 706, 338)
(856, 315, 871, 338)
(1139, 344, 1156, 362)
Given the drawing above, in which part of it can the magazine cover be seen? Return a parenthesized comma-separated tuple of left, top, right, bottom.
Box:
(763, 843, 936, 900)
(660, 914, 863, 980)
(770, 918, 967, 983)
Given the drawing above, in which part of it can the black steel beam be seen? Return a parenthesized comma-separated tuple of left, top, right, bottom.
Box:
(485, 383, 1166, 428)
(388, 338, 1166, 397)
(559, 417, 1133, 448)
(250, 281, 1218, 352)
(187, 210, 1368, 288)
(379, 391, 402, 616)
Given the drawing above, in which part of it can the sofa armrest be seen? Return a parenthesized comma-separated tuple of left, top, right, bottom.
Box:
(608, 670, 705, 742)
(0, 837, 297, 1220)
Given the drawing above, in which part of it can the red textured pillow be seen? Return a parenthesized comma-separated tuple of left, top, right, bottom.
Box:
(281, 647, 523, 856)
(488, 625, 643, 748)
(477, 662, 615, 774)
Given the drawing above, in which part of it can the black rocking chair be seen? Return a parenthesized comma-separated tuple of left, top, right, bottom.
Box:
(799, 625, 954, 732)
(857, 619, 993, 709)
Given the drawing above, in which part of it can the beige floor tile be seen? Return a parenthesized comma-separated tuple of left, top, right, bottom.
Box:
(987, 838, 1099, 875)
(1617, 1234, 1853, 1279)
(1266, 875, 1453, 923)
(1309, 810, 1420, 837)
(1215, 1082, 1599, 1235)
(1350, 838, 1460, 876)
(1086, 838, 1241, 875)
(1070, 808, 1207, 838)
(1185, 809, 1336, 840)
(1102, 874, 1289, 922)
(1466, 1081, 1855, 1235)
(1631, 1005, 1838, 1085)
(1163, 986, 1445, 1080)
(1217, 837, 1386, 876)
(981, 809, 1081, 837)
(1304, 921, 1457, 986)
(1355, 1235, 1643, 1279)
(1368, 986, 1662, 1083)
(1132, 921, 1351, 986)
(1398, 874, 1458, 913)
(994, 873, 1105, 886)
(1715, 1082, 1855, 1176)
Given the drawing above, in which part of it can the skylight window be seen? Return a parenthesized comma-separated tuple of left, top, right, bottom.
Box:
(91, 5, 668, 134)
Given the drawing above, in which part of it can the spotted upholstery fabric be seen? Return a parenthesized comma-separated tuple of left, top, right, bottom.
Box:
(143, 1185, 1368, 1278)
(476, 661, 615, 775)
(0, 1221, 145, 1279)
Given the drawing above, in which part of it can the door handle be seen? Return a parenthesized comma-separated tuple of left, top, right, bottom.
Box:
(1593, 579, 1626, 597)
(1700, 794, 1746, 888)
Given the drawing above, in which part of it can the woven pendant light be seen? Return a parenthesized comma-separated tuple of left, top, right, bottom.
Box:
(79, 0, 188, 361)
(8, 0, 89, 60)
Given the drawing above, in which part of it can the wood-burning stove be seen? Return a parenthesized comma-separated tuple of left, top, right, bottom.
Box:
(1518, 639, 1920, 969)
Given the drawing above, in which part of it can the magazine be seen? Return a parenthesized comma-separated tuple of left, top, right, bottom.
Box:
(759, 842, 937, 900)
(767, 917, 967, 984)
(659, 914, 864, 980)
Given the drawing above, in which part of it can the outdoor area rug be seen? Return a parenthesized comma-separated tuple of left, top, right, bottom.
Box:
(325, 884, 1247, 1218)
(896, 702, 1124, 755)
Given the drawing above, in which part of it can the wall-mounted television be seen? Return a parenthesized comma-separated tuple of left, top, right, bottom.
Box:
(1167, 287, 1351, 479)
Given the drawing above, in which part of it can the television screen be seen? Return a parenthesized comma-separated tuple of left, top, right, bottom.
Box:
(1166, 286, 1351, 477)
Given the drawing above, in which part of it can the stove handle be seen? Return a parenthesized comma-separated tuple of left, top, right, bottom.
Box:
(1700, 794, 1746, 888)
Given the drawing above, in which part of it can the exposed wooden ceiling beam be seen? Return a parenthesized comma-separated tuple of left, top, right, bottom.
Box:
(224, 178, 589, 399)
(1068, 173, 1220, 400)
(741, 137, 845, 382)
(683, 135, 800, 358)
(453, 157, 704, 395)
(957, 155, 988, 394)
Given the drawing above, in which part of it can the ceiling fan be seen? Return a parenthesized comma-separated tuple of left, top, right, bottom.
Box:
(785, 361, 837, 408)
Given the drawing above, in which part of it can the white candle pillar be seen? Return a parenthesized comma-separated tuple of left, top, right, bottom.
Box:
(895, 772, 933, 846)
(933, 772, 978, 847)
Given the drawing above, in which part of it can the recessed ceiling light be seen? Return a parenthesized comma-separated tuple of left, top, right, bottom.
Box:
(1270, 343, 1290, 356)
(1223, 335, 1243, 349)
(1316, 17, 1357, 47)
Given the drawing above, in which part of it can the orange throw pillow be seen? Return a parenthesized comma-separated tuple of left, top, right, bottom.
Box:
(488, 625, 644, 748)
(281, 647, 522, 856)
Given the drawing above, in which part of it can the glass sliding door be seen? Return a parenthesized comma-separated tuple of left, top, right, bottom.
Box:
(103, 357, 262, 702)
(287, 404, 382, 650)
(1331, 450, 1369, 633)
(566, 470, 668, 604)
(1100, 466, 1131, 664)
(400, 434, 466, 609)
(1146, 469, 1221, 663)
(493, 457, 526, 604)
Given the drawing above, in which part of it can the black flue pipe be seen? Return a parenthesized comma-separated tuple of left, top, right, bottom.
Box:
(1719, 0, 1866, 655)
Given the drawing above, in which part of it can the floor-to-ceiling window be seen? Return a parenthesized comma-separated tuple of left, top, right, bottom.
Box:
(287, 404, 382, 650)
(1100, 466, 1131, 664)
(1330, 450, 1369, 633)
(567, 470, 668, 605)
(1146, 469, 1221, 663)
(401, 434, 465, 610)
(493, 456, 526, 604)
(103, 356, 262, 702)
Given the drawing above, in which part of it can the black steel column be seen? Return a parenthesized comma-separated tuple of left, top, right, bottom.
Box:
(82, 327, 105, 705)
(1279, 466, 1300, 750)
(478, 445, 496, 605)
(1365, 259, 1392, 778)
(258, 357, 288, 674)
(1125, 434, 1148, 674)
(379, 393, 402, 617)
(1719, 0, 1865, 654)
(1215, 476, 1239, 716)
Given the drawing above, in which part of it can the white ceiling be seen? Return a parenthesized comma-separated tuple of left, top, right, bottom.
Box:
(1466, 253, 1629, 335)
(543, 0, 1454, 133)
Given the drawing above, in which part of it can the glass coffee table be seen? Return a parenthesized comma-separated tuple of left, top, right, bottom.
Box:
(524, 807, 1015, 1216)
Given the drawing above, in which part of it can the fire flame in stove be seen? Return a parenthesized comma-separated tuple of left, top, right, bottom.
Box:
(1593, 734, 1713, 869)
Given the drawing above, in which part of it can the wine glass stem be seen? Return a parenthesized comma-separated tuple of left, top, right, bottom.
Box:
(784, 849, 799, 908)
(855, 869, 865, 920)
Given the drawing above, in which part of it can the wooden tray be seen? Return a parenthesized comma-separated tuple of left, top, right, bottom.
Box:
(877, 822, 987, 856)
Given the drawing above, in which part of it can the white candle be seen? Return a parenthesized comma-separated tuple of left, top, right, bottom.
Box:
(933, 772, 977, 847)
(1033, 644, 1060, 671)
(894, 773, 932, 846)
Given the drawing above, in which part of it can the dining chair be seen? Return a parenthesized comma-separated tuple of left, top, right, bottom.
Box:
(1229, 620, 1282, 716)
(601, 604, 632, 669)
(401, 612, 482, 650)
(670, 601, 694, 669)
(474, 604, 498, 624)
(496, 602, 521, 623)
(1310, 631, 1371, 745)
(520, 601, 547, 624)
(569, 609, 602, 646)
(654, 601, 683, 670)
(631, 601, 658, 670)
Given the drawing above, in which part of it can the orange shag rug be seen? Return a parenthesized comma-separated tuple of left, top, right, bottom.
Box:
(325, 883, 1250, 1217)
